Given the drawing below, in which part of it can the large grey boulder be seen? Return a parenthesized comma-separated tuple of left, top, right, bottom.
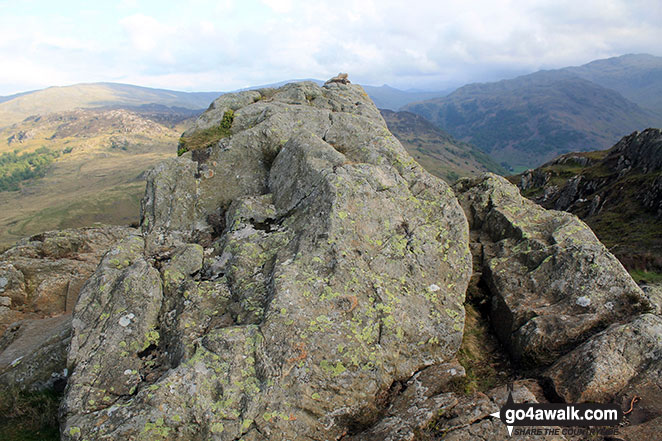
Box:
(454, 174, 649, 366)
(61, 80, 472, 440)
(543, 313, 662, 403)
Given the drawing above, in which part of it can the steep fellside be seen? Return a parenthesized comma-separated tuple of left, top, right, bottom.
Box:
(512, 128, 662, 279)
(61, 81, 473, 440)
(404, 69, 660, 170)
(564, 54, 662, 115)
(380, 109, 506, 182)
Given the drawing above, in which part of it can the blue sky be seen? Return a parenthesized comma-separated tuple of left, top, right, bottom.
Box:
(0, 0, 661, 95)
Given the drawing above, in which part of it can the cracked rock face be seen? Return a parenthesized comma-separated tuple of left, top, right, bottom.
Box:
(61, 81, 472, 440)
(453, 174, 649, 366)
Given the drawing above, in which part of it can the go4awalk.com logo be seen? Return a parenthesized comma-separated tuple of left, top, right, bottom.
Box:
(490, 389, 622, 437)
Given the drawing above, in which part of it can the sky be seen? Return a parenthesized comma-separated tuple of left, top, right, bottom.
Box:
(0, 0, 661, 95)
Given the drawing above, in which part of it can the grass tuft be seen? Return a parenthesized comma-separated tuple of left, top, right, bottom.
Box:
(178, 109, 234, 156)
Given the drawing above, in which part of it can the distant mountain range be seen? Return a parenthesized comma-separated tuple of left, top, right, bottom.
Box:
(565, 54, 662, 115)
(0, 80, 449, 129)
(404, 54, 662, 170)
(232, 79, 449, 110)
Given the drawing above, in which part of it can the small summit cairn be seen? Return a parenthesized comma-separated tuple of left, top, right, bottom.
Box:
(325, 72, 350, 84)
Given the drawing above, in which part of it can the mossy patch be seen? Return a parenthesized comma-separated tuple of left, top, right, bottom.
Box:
(178, 109, 234, 156)
(629, 269, 662, 284)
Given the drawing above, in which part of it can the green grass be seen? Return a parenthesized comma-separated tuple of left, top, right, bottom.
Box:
(629, 270, 662, 284)
(178, 109, 234, 155)
(450, 304, 509, 395)
(0, 389, 62, 441)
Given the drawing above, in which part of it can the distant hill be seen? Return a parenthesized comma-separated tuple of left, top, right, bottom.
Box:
(380, 109, 506, 182)
(510, 128, 662, 282)
(0, 83, 219, 127)
(0, 108, 194, 248)
(564, 54, 662, 114)
(404, 55, 662, 171)
(363, 85, 449, 111)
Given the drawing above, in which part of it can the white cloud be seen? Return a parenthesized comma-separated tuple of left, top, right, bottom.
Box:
(0, 0, 661, 95)
(120, 14, 171, 52)
(261, 0, 294, 14)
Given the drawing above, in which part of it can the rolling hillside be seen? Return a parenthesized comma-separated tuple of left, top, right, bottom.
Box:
(0, 83, 219, 128)
(0, 108, 194, 249)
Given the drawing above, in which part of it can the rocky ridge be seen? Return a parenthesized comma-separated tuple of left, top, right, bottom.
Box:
(2, 80, 653, 440)
(514, 128, 662, 274)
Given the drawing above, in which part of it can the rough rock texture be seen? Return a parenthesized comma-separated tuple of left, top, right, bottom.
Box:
(544, 313, 662, 403)
(0, 315, 71, 393)
(453, 174, 649, 366)
(0, 226, 134, 396)
(348, 361, 465, 441)
(61, 81, 472, 440)
(0, 226, 136, 334)
(543, 313, 662, 441)
(434, 382, 566, 441)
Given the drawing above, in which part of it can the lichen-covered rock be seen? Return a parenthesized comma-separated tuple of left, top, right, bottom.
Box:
(348, 361, 465, 441)
(63, 235, 163, 417)
(543, 313, 662, 403)
(0, 315, 71, 393)
(0, 226, 136, 334)
(61, 80, 472, 440)
(454, 174, 649, 366)
(433, 382, 566, 441)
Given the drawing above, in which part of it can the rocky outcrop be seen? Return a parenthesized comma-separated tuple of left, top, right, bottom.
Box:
(453, 174, 649, 366)
(542, 313, 662, 441)
(54, 81, 661, 441)
(0, 226, 136, 334)
(61, 80, 473, 440)
(544, 313, 662, 403)
(514, 128, 662, 273)
(0, 226, 134, 397)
